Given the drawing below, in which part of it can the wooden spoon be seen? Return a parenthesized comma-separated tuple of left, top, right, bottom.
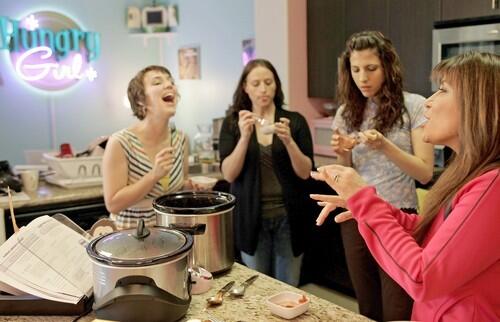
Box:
(6, 186, 20, 233)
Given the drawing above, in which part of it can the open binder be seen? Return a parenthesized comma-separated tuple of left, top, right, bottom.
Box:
(0, 214, 94, 315)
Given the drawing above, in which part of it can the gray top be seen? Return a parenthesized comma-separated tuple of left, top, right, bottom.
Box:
(332, 92, 427, 208)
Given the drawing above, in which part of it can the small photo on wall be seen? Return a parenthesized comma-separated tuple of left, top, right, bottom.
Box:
(178, 46, 200, 80)
(242, 38, 255, 65)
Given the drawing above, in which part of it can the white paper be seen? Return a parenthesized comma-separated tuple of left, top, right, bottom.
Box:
(0, 215, 93, 304)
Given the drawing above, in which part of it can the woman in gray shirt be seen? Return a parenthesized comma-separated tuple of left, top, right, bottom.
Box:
(330, 31, 434, 321)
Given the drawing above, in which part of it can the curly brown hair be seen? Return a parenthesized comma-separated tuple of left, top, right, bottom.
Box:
(337, 31, 406, 135)
(127, 65, 173, 120)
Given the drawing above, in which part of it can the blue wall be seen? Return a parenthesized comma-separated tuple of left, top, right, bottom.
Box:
(163, 0, 254, 149)
(0, 0, 254, 165)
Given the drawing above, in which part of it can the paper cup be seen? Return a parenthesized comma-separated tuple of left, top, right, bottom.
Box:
(261, 124, 275, 135)
(20, 169, 39, 192)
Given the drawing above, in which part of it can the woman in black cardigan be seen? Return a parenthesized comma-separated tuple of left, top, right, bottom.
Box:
(219, 59, 314, 286)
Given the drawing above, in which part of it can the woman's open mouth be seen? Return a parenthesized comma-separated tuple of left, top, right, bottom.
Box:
(162, 94, 175, 103)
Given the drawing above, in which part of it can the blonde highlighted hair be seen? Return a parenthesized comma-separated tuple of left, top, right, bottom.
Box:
(414, 52, 500, 242)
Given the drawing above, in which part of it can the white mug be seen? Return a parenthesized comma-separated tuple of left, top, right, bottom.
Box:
(20, 170, 39, 192)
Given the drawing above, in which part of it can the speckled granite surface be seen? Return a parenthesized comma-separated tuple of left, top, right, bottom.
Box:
(0, 167, 224, 210)
(0, 182, 103, 210)
(0, 263, 371, 322)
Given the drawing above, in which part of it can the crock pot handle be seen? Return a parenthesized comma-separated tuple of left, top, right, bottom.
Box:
(167, 223, 206, 235)
(134, 219, 150, 239)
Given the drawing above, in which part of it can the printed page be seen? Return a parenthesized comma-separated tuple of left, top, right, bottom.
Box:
(0, 215, 93, 304)
(0, 269, 79, 303)
(0, 279, 26, 296)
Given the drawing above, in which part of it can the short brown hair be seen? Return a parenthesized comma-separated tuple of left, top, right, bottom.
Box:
(127, 65, 173, 120)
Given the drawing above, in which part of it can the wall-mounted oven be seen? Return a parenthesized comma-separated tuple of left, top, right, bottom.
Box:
(432, 16, 499, 167)
(432, 17, 500, 74)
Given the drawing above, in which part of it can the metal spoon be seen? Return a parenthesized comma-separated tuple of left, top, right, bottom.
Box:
(253, 116, 275, 135)
(230, 274, 259, 297)
(206, 281, 235, 306)
(253, 115, 267, 126)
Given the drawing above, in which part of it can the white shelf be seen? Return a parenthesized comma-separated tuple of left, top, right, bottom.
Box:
(128, 32, 175, 38)
(128, 32, 175, 47)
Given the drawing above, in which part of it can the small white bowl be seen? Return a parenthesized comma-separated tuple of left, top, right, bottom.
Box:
(261, 123, 275, 135)
(190, 176, 218, 190)
(266, 291, 310, 319)
(190, 267, 213, 295)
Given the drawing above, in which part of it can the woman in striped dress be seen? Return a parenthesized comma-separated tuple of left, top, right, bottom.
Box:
(102, 65, 190, 230)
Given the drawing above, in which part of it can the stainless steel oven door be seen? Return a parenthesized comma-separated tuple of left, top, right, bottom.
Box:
(432, 21, 500, 89)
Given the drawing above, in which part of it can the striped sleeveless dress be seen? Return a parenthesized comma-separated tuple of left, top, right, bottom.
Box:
(109, 128, 186, 229)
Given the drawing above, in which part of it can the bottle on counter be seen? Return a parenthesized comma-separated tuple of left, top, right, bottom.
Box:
(193, 124, 215, 165)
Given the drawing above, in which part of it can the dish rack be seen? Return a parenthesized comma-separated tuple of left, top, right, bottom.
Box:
(43, 152, 103, 188)
(43, 152, 102, 178)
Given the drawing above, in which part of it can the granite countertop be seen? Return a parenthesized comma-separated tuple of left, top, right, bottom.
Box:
(0, 181, 104, 210)
(0, 263, 372, 322)
(0, 168, 224, 243)
(0, 166, 224, 210)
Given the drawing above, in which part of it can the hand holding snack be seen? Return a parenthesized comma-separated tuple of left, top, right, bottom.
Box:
(331, 129, 359, 153)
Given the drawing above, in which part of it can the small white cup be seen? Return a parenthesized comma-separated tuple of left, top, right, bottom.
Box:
(189, 267, 213, 294)
(261, 123, 275, 135)
(254, 116, 275, 135)
(20, 170, 39, 192)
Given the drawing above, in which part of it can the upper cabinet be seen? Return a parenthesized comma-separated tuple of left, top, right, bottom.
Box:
(307, 0, 438, 99)
(306, 0, 345, 98)
(441, 0, 500, 21)
(386, 0, 440, 98)
(345, 0, 389, 37)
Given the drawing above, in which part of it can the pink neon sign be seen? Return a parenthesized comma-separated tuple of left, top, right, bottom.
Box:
(1, 11, 100, 92)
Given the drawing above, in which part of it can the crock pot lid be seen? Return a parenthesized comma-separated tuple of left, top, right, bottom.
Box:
(93, 227, 188, 261)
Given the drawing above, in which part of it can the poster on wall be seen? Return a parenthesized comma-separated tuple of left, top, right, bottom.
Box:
(242, 38, 255, 65)
(178, 46, 200, 80)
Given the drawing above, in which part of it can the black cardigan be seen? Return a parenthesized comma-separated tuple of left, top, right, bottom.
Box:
(219, 108, 314, 256)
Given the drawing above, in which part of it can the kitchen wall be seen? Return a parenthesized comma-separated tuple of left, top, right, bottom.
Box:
(0, 0, 254, 165)
(162, 0, 254, 148)
(253, 0, 330, 128)
(287, 0, 330, 122)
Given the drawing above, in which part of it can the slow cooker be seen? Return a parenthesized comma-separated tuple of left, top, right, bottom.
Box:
(87, 220, 193, 322)
(153, 191, 236, 274)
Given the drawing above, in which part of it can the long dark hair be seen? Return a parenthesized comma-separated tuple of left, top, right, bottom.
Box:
(337, 31, 405, 135)
(227, 59, 285, 120)
(414, 52, 500, 243)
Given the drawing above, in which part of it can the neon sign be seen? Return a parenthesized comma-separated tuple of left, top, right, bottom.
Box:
(0, 11, 100, 91)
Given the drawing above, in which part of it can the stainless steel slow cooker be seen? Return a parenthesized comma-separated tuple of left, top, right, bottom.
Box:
(87, 220, 193, 322)
(153, 191, 236, 274)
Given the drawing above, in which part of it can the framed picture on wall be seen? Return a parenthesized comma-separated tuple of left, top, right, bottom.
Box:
(178, 46, 200, 80)
(242, 38, 255, 65)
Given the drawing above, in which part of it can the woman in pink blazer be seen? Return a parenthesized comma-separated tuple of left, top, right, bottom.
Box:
(311, 52, 500, 322)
